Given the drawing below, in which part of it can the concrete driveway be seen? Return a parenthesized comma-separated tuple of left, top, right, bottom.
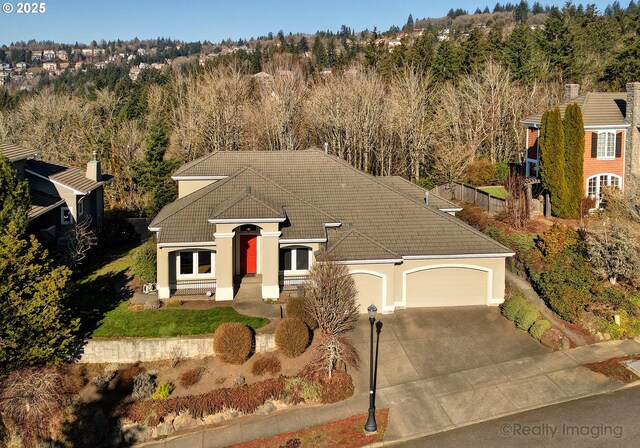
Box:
(348, 306, 551, 394)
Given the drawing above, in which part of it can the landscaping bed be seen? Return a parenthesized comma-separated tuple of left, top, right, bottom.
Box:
(230, 409, 389, 448)
(586, 354, 640, 384)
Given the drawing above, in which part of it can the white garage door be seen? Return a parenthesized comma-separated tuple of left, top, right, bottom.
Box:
(352, 272, 384, 314)
(404, 266, 489, 307)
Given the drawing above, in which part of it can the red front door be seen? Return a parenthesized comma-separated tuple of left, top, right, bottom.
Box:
(239, 235, 257, 274)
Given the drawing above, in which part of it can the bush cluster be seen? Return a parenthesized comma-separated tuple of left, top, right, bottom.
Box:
(132, 241, 157, 284)
(132, 370, 157, 400)
(515, 303, 539, 331)
(318, 371, 355, 404)
(213, 323, 253, 364)
(463, 159, 503, 186)
(286, 298, 317, 330)
(501, 294, 527, 321)
(275, 318, 310, 357)
(179, 368, 204, 388)
(284, 377, 321, 403)
(529, 319, 552, 340)
(120, 376, 286, 426)
(251, 354, 282, 376)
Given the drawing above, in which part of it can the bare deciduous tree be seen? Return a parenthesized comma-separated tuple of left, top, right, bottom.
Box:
(64, 217, 98, 267)
(304, 259, 359, 378)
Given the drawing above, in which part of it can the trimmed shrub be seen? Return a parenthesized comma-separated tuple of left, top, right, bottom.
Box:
(132, 241, 157, 284)
(143, 299, 161, 310)
(251, 354, 282, 376)
(501, 295, 527, 321)
(179, 368, 204, 388)
(284, 377, 322, 403)
(318, 371, 355, 404)
(213, 323, 253, 364)
(515, 303, 539, 331)
(275, 318, 310, 358)
(495, 161, 509, 185)
(286, 298, 317, 330)
(529, 319, 552, 340)
(151, 382, 174, 400)
(463, 159, 497, 186)
(163, 299, 183, 308)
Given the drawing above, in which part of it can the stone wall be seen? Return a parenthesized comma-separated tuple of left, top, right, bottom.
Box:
(78, 334, 275, 363)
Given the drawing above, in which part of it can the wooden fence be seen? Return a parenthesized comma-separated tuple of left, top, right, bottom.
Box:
(432, 182, 507, 215)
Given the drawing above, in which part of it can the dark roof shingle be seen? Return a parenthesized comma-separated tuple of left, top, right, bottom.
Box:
(0, 142, 40, 162)
(522, 92, 628, 127)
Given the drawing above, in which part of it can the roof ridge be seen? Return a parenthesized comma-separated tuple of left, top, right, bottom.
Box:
(380, 175, 459, 209)
(209, 185, 283, 219)
(173, 150, 220, 176)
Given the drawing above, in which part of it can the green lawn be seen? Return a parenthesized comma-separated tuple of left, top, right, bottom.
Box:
(479, 186, 509, 200)
(72, 243, 268, 338)
(93, 302, 268, 338)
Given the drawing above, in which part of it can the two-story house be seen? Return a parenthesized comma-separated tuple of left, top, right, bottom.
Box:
(522, 83, 640, 205)
(1, 142, 112, 248)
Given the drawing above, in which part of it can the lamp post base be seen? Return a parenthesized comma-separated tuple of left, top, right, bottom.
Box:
(364, 408, 377, 434)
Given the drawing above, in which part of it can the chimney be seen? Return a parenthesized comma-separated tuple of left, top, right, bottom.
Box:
(626, 82, 640, 178)
(564, 84, 580, 102)
(86, 150, 101, 182)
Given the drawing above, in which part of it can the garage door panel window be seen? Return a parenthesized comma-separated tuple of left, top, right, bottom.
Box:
(178, 250, 215, 278)
(280, 247, 311, 273)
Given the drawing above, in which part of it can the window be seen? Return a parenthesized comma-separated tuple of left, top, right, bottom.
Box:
(77, 198, 84, 217)
(177, 250, 215, 277)
(597, 132, 616, 159)
(179, 251, 193, 275)
(586, 174, 622, 206)
(198, 250, 211, 274)
(61, 207, 72, 225)
(279, 247, 311, 272)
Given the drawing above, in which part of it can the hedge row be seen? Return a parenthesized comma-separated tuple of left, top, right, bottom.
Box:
(501, 293, 552, 342)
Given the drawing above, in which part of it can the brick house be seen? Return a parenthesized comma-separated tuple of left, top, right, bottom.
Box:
(522, 83, 640, 206)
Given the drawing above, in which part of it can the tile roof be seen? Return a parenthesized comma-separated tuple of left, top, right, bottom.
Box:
(210, 186, 285, 221)
(0, 141, 40, 162)
(522, 92, 628, 127)
(376, 176, 461, 211)
(26, 160, 108, 194)
(154, 150, 512, 260)
(27, 190, 65, 220)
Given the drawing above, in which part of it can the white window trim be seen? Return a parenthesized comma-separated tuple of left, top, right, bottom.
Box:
(176, 250, 215, 279)
(280, 246, 311, 275)
(60, 206, 73, 225)
(596, 131, 616, 160)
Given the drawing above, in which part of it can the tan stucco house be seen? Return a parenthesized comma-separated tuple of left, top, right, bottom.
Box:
(149, 150, 514, 313)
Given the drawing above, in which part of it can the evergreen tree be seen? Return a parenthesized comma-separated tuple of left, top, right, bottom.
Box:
(432, 40, 461, 83)
(514, 0, 530, 22)
(483, 6, 491, 13)
(0, 154, 30, 235)
(506, 24, 542, 82)
(563, 103, 585, 218)
(462, 28, 487, 73)
(298, 36, 309, 52)
(539, 107, 570, 217)
(406, 14, 415, 32)
(542, 7, 576, 80)
(312, 37, 327, 67)
(532, 1, 544, 14)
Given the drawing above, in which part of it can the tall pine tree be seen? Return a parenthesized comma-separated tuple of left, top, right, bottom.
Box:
(540, 107, 570, 217)
(563, 103, 585, 218)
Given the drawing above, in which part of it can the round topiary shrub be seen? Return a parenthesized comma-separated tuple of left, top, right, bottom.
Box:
(515, 303, 539, 331)
(529, 319, 552, 340)
(275, 318, 310, 357)
(132, 241, 157, 284)
(501, 295, 527, 321)
(213, 323, 253, 364)
(286, 298, 317, 330)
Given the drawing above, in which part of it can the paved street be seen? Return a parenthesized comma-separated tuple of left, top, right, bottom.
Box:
(394, 386, 640, 447)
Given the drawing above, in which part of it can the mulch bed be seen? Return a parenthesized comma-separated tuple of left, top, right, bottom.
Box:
(228, 409, 389, 448)
(586, 354, 640, 383)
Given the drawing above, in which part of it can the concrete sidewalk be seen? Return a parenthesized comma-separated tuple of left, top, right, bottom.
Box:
(138, 338, 640, 448)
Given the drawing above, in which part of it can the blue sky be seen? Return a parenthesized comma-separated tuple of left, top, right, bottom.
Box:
(0, 0, 618, 46)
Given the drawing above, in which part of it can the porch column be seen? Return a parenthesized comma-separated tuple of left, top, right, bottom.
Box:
(214, 231, 235, 300)
(261, 228, 281, 300)
(157, 245, 170, 299)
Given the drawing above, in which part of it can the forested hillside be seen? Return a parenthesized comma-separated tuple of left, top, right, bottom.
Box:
(2, 1, 640, 216)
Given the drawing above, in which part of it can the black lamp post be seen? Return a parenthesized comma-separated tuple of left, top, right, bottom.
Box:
(365, 304, 378, 433)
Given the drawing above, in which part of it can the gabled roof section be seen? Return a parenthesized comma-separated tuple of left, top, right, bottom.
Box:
(0, 141, 41, 162)
(209, 185, 285, 222)
(321, 226, 401, 261)
(522, 92, 628, 127)
(26, 160, 110, 194)
(376, 176, 461, 211)
(27, 190, 65, 220)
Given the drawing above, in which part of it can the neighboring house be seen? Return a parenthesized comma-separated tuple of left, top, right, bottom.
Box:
(149, 150, 513, 313)
(0, 142, 112, 249)
(522, 82, 640, 205)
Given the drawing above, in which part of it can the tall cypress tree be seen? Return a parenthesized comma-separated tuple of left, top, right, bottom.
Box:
(563, 103, 585, 218)
(540, 107, 570, 217)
